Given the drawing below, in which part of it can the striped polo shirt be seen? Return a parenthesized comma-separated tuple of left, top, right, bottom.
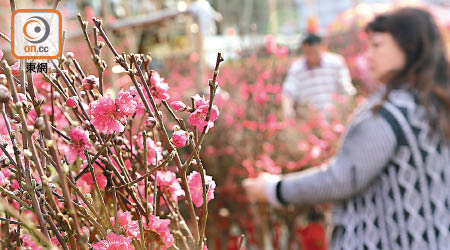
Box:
(282, 52, 356, 110)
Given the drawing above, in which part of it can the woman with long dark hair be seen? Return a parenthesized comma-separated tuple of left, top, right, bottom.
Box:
(243, 7, 450, 250)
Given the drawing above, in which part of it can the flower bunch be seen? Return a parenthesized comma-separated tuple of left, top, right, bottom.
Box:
(0, 6, 223, 250)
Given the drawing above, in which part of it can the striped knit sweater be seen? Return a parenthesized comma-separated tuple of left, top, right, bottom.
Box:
(266, 86, 450, 250)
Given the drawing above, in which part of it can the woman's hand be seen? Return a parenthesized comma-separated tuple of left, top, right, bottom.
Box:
(243, 173, 280, 203)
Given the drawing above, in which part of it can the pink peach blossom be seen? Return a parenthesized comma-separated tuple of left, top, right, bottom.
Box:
(149, 71, 170, 103)
(192, 94, 209, 108)
(189, 105, 219, 132)
(89, 95, 125, 134)
(10, 62, 20, 77)
(78, 171, 107, 193)
(115, 90, 137, 116)
(143, 214, 174, 250)
(187, 171, 216, 207)
(92, 232, 134, 250)
(20, 234, 42, 250)
(135, 134, 163, 166)
(275, 46, 289, 57)
(67, 127, 91, 163)
(110, 211, 140, 238)
(171, 130, 189, 147)
(128, 71, 170, 109)
(157, 171, 178, 188)
(156, 171, 185, 201)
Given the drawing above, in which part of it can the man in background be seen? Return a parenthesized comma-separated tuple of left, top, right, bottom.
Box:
(282, 34, 356, 117)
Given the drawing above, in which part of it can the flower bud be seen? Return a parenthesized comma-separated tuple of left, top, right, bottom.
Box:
(170, 100, 187, 112)
(34, 117, 45, 131)
(0, 85, 11, 103)
(26, 125, 34, 133)
(66, 51, 75, 59)
(145, 54, 152, 64)
(35, 97, 45, 106)
(12, 114, 20, 123)
(114, 136, 124, 146)
(66, 96, 78, 108)
(46, 140, 54, 148)
(146, 117, 157, 129)
(0, 74, 6, 86)
(82, 75, 98, 90)
(171, 130, 189, 148)
(79, 91, 87, 98)
(23, 149, 32, 159)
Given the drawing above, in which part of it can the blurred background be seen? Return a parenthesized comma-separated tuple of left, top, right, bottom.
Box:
(1, 0, 450, 249)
